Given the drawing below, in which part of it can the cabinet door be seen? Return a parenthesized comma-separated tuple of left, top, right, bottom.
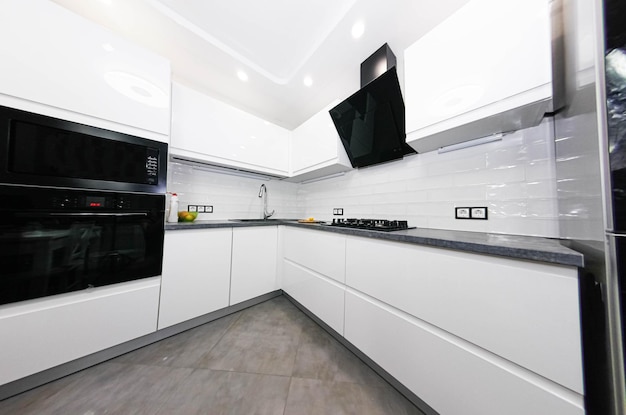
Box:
(290, 104, 351, 181)
(345, 236, 583, 393)
(158, 229, 232, 329)
(230, 227, 278, 305)
(344, 291, 584, 415)
(404, 0, 555, 152)
(171, 83, 289, 176)
(0, 278, 160, 386)
(0, 0, 170, 141)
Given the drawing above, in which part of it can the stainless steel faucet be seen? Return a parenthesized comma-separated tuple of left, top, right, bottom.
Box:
(258, 184, 275, 219)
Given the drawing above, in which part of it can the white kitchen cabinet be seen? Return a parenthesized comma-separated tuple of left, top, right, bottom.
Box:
(345, 236, 583, 393)
(230, 227, 279, 305)
(344, 290, 584, 415)
(170, 83, 290, 177)
(0, 0, 170, 142)
(0, 278, 160, 386)
(282, 261, 345, 335)
(281, 227, 346, 334)
(404, 0, 561, 153)
(287, 103, 352, 182)
(158, 229, 232, 329)
(282, 227, 346, 283)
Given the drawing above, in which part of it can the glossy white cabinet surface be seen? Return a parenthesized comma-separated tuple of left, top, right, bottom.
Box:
(404, 0, 557, 152)
(0, 278, 160, 386)
(0, 0, 171, 141)
(344, 291, 584, 415)
(282, 261, 345, 335)
(288, 103, 352, 182)
(171, 83, 290, 176)
(230, 227, 279, 305)
(158, 229, 232, 329)
(282, 227, 346, 283)
(345, 237, 583, 393)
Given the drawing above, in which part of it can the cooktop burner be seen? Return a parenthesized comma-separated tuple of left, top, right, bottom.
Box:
(328, 218, 414, 232)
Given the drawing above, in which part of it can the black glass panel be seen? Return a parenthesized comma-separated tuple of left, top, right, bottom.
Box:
(0, 185, 164, 306)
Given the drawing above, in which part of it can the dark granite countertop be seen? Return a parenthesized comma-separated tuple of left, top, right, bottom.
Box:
(165, 219, 584, 268)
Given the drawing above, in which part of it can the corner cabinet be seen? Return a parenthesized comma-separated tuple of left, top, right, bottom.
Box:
(0, 0, 171, 142)
(170, 83, 290, 177)
(230, 227, 279, 305)
(280, 227, 346, 334)
(158, 229, 232, 330)
(404, 0, 562, 153)
(287, 103, 352, 182)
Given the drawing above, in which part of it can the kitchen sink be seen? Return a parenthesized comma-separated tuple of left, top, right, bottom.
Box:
(228, 218, 285, 222)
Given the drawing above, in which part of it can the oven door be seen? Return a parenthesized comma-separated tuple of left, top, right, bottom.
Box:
(0, 188, 164, 306)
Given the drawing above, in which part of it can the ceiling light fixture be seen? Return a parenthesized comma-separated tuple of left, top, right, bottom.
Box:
(351, 21, 365, 39)
(303, 76, 313, 87)
(237, 70, 249, 82)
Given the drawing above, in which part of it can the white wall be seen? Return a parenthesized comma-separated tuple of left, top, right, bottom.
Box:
(168, 117, 559, 237)
(167, 162, 302, 220)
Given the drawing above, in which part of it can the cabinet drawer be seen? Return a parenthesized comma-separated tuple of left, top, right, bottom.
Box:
(283, 260, 345, 335)
(344, 291, 583, 415)
(0, 278, 160, 386)
(345, 236, 583, 393)
(283, 228, 345, 283)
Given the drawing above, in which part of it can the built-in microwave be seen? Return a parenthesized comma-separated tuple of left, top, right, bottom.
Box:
(0, 105, 167, 194)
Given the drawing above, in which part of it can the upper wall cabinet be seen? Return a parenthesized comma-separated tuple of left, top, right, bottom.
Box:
(0, 0, 171, 142)
(404, 0, 562, 153)
(287, 102, 352, 182)
(170, 83, 290, 177)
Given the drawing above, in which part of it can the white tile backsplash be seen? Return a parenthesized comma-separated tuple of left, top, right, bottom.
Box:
(167, 117, 560, 237)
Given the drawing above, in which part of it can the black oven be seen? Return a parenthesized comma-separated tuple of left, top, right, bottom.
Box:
(0, 106, 167, 306)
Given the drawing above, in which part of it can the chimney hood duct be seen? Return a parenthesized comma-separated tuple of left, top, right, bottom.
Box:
(360, 43, 397, 87)
(329, 44, 416, 168)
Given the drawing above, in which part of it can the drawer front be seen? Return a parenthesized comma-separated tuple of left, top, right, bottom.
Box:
(344, 290, 584, 415)
(345, 237, 583, 393)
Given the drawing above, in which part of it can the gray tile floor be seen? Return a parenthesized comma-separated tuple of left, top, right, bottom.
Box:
(0, 296, 424, 415)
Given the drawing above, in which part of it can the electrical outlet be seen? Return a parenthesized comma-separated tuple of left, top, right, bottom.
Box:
(197, 205, 205, 213)
(187, 205, 197, 212)
(471, 207, 488, 219)
(455, 207, 470, 219)
(205, 205, 213, 213)
(333, 208, 344, 216)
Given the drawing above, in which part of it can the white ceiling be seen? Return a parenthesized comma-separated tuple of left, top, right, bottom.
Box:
(52, 0, 469, 130)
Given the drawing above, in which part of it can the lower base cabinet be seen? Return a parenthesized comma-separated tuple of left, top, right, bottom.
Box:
(0, 278, 160, 386)
(282, 260, 345, 335)
(158, 229, 232, 329)
(230, 227, 278, 305)
(344, 290, 584, 415)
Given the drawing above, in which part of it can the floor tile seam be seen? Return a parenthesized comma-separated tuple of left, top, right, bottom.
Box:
(192, 312, 247, 367)
(199, 367, 294, 379)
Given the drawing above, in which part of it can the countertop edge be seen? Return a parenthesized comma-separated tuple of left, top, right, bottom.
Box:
(165, 220, 584, 268)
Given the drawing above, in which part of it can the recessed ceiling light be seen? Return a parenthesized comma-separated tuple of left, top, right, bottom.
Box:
(303, 76, 313, 87)
(237, 70, 248, 82)
(351, 21, 365, 39)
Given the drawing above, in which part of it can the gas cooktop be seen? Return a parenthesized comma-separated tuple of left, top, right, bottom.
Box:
(327, 218, 414, 232)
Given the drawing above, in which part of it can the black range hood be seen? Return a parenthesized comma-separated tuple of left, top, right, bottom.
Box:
(329, 44, 416, 168)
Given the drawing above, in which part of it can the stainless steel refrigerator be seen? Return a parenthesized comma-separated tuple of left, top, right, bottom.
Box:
(556, 0, 626, 414)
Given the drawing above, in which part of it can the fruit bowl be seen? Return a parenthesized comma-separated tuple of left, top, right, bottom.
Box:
(178, 211, 198, 222)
